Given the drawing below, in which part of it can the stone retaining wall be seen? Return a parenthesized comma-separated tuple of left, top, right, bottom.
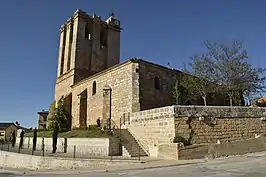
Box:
(122, 106, 176, 154)
(122, 105, 266, 155)
(0, 150, 137, 170)
(152, 137, 266, 160)
(16, 137, 121, 156)
(174, 106, 266, 144)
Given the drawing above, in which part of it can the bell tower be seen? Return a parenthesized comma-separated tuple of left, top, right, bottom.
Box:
(56, 9, 121, 82)
(54, 9, 121, 103)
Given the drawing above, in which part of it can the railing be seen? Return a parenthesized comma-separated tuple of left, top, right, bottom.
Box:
(0, 141, 142, 161)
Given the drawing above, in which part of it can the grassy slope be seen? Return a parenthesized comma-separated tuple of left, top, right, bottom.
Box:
(24, 129, 109, 138)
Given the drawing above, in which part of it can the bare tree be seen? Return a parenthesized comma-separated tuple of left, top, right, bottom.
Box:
(178, 55, 217, 106)
(205, 39, 266, 106)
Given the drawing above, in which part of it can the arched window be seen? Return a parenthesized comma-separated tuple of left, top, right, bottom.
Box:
(92, 81, 97, 95)
(154, 77, 160, 90)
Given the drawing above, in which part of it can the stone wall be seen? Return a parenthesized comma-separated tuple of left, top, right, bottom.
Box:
(122, 106, 176, 154)
(0, 150, 137, 170)
(208, 136, 266, 158)
(71, 61, 139, 127)
(16, 137, 116, 157)
(174, 105, 266, 144)
(138, 61, 179, 110)
(137, 60, 228, 111)
(122, 105, 266, 155)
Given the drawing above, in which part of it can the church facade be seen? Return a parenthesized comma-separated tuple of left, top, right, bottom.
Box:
(51, 9, 226, 129)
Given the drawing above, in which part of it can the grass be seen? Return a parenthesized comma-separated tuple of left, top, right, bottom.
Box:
(24, 127, 110, 138)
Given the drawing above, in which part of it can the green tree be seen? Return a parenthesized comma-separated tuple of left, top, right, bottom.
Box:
(19, 130, 24, 149)
(49, 99, 71, 131)
(52, 123, 59, 153)
(11, 131, 16, 147)
(32, 128, 37, 151)
(205, 39, 266, 106)
(177, 55, 217, 106)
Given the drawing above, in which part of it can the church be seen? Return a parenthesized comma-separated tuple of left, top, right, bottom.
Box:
(46, 9, 225, 129)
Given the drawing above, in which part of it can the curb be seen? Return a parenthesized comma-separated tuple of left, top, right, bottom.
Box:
(22, 159, 206, 175)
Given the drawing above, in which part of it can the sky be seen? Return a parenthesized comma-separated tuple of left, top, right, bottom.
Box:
(0, 0, 266, 128)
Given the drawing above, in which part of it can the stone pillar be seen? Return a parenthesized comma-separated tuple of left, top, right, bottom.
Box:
(64, 18, 74, 73)
(102, 87, 111, 130)
(57, 25, 67, 77)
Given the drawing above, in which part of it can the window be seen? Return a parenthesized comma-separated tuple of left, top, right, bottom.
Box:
(85, 23, 91, 39)
(100, 28, 107, 46)
(92, 81, 96, 95)
(154, 76, 160, 90)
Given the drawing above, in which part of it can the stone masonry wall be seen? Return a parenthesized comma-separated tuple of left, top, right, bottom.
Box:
(137, 60, 228, 111)
(16, 137, 111, 157)
(174, 106, 266, 144)
(138, 61, 180, 111)
(123, 105, 266, 155)
(71, 61, 139, 127)
(54, 69, 75, 103)
(122, 106, 176, 154)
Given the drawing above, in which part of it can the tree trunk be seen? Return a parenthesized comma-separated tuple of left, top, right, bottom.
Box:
(229, 96, 233, 106)
(176, 94, 180, 105)
(202, 96, 207, 106)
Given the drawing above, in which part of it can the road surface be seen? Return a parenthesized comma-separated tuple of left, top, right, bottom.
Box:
(1, 152, 266, 176)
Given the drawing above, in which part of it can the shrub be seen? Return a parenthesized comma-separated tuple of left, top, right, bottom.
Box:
(32, 128, 37, 151)
(173, 135, 190, 145)
(52, 123, 59, 153)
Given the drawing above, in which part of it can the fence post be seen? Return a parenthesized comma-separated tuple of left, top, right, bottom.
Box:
(131, 144, 132, 157)
(110, 147, 113, 161)
(18, 146, 21, 153)
(28, 137, 30, 148)
(64, 138, 67, 153)
(41, 138, 44, 151)
(73, 145, 76, 159)
(31, 146, 34, 155)
(42, 144, 45, 157)
(138, 145, 140, 161)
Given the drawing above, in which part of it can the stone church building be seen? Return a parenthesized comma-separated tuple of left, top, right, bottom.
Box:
(50, 9, 225, 129)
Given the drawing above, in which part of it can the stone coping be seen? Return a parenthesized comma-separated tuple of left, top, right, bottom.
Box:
(130, 105, 266, 120)
(174, 105, 266, 118)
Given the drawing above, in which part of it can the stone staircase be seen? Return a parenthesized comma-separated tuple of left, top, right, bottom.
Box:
(113, 129, 148, 157)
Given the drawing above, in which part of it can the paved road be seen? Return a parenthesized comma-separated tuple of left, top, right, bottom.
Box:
(2, 152, 266, 176)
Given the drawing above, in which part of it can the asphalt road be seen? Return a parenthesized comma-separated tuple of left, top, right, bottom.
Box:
(2, 152, 266, 177)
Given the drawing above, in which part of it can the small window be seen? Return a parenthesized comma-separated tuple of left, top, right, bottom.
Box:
(92, 81, 97, 95)
(85, 23, 91, 39)
(100, 28, 107, 46)
(154, 77, 160, 90)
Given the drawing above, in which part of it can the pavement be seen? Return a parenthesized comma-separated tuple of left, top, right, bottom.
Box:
(2, 151, 266, 176)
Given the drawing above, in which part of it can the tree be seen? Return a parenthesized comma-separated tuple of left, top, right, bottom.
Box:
(205, 39, 266, 106)
(19, 130, 24, 149)
(178, 55, 217, 106)
(11, 131, 16, 147)
(52, 123, 59, 153)
(32, 128, 37, 151)
(49, 99, 71, 131)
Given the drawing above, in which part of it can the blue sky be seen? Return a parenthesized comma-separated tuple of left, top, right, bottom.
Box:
(0, 0, 265, 128)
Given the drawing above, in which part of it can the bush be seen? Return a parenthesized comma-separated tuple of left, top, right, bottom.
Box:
(173, 135, 190, 145)
(52, 123, 59, 153)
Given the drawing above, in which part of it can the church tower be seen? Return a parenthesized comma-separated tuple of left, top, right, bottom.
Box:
(54, 9, 121, 103)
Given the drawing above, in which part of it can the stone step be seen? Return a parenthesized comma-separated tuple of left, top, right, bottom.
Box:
(112, 129, 148, 157)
